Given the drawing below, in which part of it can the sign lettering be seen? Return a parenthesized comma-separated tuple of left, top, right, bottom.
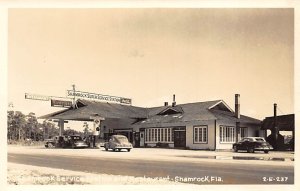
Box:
(25, 93, 50, 101)
(67, 90, 132, 105)
(51, 99, 73, 108)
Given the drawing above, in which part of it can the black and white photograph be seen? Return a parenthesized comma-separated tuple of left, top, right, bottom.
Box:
(1, 1, 299, 191)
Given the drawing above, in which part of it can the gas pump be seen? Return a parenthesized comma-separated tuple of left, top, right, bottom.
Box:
(90, 114, 105, 148)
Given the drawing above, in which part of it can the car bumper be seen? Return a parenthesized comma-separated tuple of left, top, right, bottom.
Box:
(114, 146, 132, 149)
(254, 147, 273, 151)
(74, 144, 89, 148)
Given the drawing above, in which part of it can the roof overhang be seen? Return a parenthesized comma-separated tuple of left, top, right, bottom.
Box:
(208, 100, 234, 112)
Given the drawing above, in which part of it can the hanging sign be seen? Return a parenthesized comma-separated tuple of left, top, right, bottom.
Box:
(25, 93, 50, 101)
(51, 99, 72, 108)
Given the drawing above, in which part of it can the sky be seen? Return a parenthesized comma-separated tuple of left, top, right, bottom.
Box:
(8, 8, 294, 127)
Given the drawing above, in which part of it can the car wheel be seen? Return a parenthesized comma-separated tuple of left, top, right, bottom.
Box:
(45, 144, 48, 148)
(247, 147, 255, 153)
(127, 149, 131, 152)
(113, 149, 116, 152)
(233, 146, 238, 152)
(105, 148, 108, 151)
(264, 150, 269, 154)
(48, 143, 54, 148)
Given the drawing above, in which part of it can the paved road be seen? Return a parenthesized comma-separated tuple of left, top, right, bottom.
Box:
(8, 153, 294, 184)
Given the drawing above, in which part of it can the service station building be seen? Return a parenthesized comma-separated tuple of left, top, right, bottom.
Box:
(41, 94, 264, 150)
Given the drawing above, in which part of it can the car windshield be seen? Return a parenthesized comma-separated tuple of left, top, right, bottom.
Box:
(255, 138, 265, 142)
(115, 136, 129, 143)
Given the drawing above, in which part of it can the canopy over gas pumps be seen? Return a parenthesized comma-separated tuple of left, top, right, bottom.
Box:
(38, 99, 146, 136)
(261, 104, 294, 150)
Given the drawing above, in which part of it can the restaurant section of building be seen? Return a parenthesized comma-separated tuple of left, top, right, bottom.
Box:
(40, 94, 264, 150)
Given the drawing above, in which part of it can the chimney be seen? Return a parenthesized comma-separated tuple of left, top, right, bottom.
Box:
(235, 94, 240, 119)
(273, 103, 279, 149)
(164, 102, 168, 106)
(274, 103, 277, 129)
(172, 94, 176, 107)
(274, 103, 277, 118)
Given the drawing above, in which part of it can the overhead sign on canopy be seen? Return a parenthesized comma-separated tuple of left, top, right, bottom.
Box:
(51, 99, 73, 108)
(67, 90, 132, 105)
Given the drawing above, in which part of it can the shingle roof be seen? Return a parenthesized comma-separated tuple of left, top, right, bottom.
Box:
(134, 100, 228, 126)
(133, 100, 261, 126)
(39, 99, 261, 126)
(39, 99, 148, 120)
(209, 109, 261, 125)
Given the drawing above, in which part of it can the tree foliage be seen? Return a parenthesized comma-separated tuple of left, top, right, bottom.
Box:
(7, 110, 60, 141)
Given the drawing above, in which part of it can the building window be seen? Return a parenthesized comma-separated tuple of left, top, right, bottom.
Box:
(151, 129, 154, 142)
(194, 126, 207, 143)
(145, 128, 173, 143)
(165, 128, 167, 141)
(220, 126, 235, 143)
(158, 129, 160, 142)
(240, 127, 248, 138)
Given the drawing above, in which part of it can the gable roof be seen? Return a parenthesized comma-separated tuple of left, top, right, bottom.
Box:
(157, 105, 184, 115)
(134, 100, 260, 127)
(209, 109, 261, 125)
(208, 100, 234, 112)
(39, 99, 148, 120)
(39, 99, 260, 126)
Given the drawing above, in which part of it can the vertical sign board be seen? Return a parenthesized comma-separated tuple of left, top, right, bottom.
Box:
(90, 115, 105, 136)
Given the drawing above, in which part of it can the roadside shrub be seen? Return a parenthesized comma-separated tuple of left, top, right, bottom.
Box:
(7, 140, 44, 146)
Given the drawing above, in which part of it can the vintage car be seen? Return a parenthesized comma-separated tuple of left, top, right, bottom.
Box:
(44, 136, 64, 148)
(104, 135, 133, 152)
(233, 137, 273, 153)
(45, 135, 88, 149)
(62, 135, 89, 148)
(44, 138, 55, 148)
(84, 135, 105, 148)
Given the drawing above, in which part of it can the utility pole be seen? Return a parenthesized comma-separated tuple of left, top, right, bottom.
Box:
(273, 103, 278, 150)
(72, 84, 77, 108)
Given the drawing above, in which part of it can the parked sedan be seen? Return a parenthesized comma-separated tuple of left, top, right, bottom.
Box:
(104, 135, 132, 152)
(44, 138, 55, 148)
(62, 135, 89, 149)
(233, 137, 273, 153)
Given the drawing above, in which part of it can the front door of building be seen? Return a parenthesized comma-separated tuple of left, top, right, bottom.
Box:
(140, 131, 145, 147)
(174, 130, 186, 148)
(134, 132, 140, 148)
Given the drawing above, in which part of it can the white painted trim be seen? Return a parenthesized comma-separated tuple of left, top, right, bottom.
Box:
(158, 107, 181, 115)
(208, 100, 234, 112)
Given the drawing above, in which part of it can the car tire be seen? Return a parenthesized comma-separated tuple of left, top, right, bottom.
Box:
(105, 148, 108, 151)
(48, 143, 54, 148)
(113, 149, 116, 152)
(127, 149, 131, 152)
(233, 146, 238, 152)
(264, 150, 269, 154)
(247, 147, 255, 153)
